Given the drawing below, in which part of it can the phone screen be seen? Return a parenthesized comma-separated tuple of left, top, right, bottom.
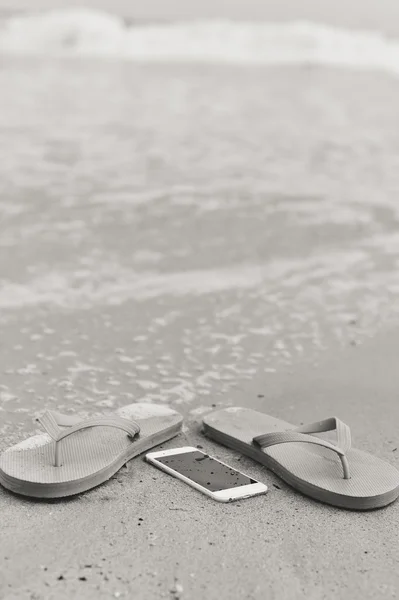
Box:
(155, 450, 256, 492)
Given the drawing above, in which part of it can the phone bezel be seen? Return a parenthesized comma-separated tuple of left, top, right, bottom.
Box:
(145, 446, 267, 502)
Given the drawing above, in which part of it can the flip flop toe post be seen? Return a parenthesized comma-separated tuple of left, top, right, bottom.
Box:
(0, 403, 182, 498)
(203, 407, 399, 510)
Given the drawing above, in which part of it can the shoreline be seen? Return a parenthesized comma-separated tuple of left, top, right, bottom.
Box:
(0, 0, 399, 36)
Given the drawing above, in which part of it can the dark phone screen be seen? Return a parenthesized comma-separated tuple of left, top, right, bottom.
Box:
(155, 450, 256, 492)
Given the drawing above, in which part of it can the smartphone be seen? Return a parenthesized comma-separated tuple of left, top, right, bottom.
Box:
(145, 446, 267, 502)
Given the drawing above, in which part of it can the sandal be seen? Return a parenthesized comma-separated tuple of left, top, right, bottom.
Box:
(203, 407, 399, 509)
(0, 403, 182, 498)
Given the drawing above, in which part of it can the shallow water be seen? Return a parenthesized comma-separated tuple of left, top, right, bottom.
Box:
(1, 51, 399, 436)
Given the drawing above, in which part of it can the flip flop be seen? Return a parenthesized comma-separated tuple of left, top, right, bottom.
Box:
(0, 403, 182, 498)
(202, 407, 399, 510)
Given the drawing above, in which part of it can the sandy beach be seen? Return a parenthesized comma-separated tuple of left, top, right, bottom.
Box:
(1, 327, 399, 599)
(1, 1, 399, 598)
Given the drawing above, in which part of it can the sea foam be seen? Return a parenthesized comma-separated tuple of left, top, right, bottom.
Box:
(1, 8, 399, 75)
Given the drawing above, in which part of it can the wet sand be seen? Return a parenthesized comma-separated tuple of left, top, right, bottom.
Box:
(1, 327, 398, 600)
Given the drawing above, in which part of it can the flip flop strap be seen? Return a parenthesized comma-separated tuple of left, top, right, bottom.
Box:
(294, 417, 351, 453)
(253, 417, 351, 479)
(38, 410, 140, 467)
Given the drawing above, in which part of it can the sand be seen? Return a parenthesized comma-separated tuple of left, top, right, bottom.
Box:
(1, 328, 398, 600)
(1, 3, 399, 597)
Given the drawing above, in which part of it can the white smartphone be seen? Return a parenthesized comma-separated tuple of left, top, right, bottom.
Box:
(145, 446, 267, 502)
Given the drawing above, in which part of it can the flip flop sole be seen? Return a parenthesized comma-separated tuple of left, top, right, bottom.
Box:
(0, 404, 183, 498)
(203, 408, 399, 510)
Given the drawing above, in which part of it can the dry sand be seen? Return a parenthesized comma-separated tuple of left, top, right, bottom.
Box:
(1, 328, 398, 600)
